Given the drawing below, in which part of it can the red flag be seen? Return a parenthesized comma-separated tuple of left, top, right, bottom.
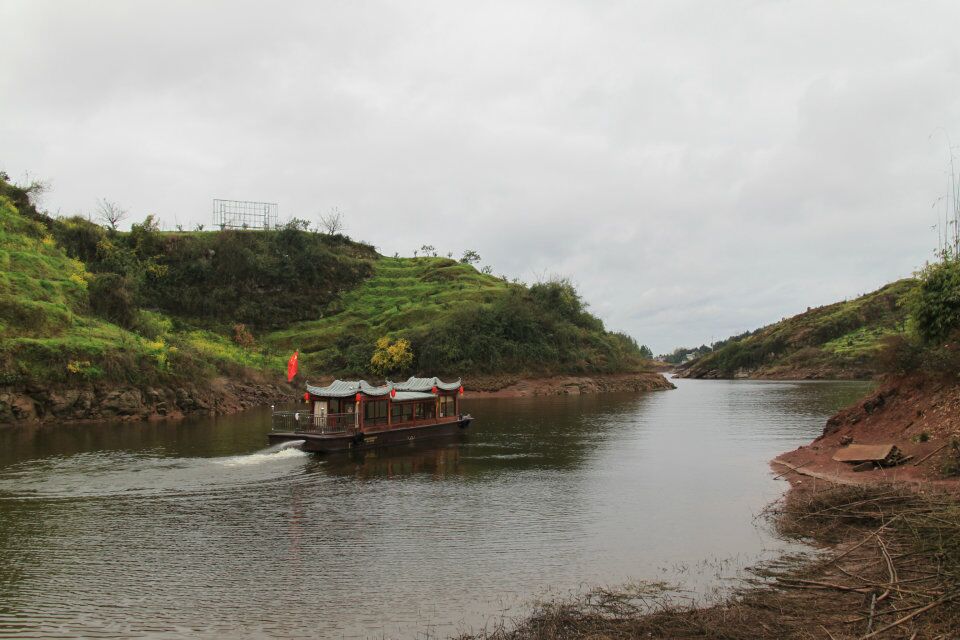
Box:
(287, 351, 299, 382)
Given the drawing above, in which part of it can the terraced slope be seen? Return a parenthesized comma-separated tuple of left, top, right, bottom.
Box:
(266, 256, 649, 377)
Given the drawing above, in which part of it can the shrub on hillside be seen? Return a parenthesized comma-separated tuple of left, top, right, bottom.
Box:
(88, 273, 137, 328)
(143, 229, 376, 329)
(51, 216, 106, 263)
(370, 336, 413, 376)
(135, 310, 174, 340)
(409, 287, 643, 375)
(875, 334, 925, 375)
(908, 257, 960, 345)
(232, 323, 255, 348)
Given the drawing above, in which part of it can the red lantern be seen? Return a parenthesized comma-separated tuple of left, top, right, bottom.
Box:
(355, 392, 362, 402)
(431, 385, 438, 394)
(459, 386, 464, 396)
(303, 392, 310, 403)
(390, 388, 396, 398)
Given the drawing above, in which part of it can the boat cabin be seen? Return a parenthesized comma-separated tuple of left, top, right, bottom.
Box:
(277, 376, 464, 434)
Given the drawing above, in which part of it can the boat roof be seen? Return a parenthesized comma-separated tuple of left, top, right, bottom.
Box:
(391, 391, 437, 401)
(305, 376, 462, 399)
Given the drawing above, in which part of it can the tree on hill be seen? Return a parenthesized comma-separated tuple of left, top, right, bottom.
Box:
(319, 208, 345, 235)
(97, 198, 127, 231)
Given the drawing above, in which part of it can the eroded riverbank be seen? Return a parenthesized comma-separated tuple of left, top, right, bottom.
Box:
(0, 371, 673, 426)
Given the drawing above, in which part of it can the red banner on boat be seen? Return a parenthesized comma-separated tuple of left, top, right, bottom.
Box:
(287, 351, 299, 382)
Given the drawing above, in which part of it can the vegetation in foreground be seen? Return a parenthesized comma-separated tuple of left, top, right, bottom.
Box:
(459, 485, 960, 640)
(676, 279, 917, 379)
(0, 174, 653, 397)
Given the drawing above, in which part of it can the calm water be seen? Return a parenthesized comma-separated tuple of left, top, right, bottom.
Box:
(0, 378, 871, 638)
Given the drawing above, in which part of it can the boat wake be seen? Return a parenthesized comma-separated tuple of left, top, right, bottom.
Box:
(216, 440, 307, 467)
(0, 441, 312, 500)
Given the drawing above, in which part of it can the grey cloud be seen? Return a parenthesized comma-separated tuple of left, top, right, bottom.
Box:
(2, 0, 959, 352)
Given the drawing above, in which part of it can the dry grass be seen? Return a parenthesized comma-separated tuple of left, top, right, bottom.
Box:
(457, 485, 960, 639)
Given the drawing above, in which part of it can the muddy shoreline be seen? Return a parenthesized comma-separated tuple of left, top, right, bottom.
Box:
(774, 375, 960, 491)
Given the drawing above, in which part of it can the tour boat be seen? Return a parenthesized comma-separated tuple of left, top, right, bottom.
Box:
(268, 376, 473, 453)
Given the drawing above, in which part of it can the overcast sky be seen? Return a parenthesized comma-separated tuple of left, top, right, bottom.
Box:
(2, 1, 959, 353)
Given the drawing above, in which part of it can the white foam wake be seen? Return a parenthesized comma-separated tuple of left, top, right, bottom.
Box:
(217, 441, 308, 467)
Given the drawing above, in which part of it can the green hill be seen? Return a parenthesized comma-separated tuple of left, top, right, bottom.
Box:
(0, 184, 284, 390)
(0, 175, 651, 403)
(678, 279, 917, 380)
(264, 257, 646, 377)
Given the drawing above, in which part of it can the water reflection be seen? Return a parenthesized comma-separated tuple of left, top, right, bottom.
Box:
(0, 378, 872, 638)
(324, 443, 467, 479)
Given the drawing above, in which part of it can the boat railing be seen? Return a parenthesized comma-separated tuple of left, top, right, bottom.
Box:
(270, 411, 357, 435)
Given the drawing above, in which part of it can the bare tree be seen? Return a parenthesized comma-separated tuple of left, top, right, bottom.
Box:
(97, 198, 127, 230)
(319, 208, 345, 235)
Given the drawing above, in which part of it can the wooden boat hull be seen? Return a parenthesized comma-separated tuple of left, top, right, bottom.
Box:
(268, 415, 473, 453)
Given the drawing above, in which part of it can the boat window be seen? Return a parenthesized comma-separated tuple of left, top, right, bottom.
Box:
(330, 398, 352, 414)
(392, 402, 414, 423)
(439, 395, 456, 417)
(418, 402, 436, 420)
(364, 400, 388, 426)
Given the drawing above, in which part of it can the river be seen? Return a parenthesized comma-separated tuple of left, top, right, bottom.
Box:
(0, 377, 872, 638)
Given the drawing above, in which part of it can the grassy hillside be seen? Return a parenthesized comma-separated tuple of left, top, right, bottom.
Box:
(266, 257, 648, 377)
(0, 175, 651, 391)
(679, 279, 917, 379)
(0, 190, 283, 388)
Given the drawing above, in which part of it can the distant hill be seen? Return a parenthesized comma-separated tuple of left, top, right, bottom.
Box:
(677, 279, 917, 380)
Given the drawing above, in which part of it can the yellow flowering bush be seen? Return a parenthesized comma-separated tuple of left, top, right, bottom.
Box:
(370, 336, 413, 375)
